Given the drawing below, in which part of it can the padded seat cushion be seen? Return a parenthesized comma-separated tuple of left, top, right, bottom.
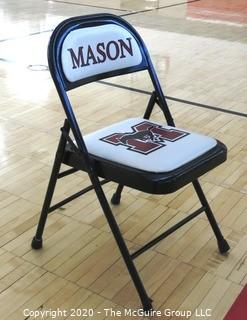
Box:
(84, 118, 217, 173)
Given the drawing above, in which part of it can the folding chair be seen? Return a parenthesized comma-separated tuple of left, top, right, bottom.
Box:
(31, 14, 230, 311)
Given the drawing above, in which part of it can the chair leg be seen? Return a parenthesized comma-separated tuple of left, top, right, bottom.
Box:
(193, 180, 230, 254)
(31, 121, 69, 249)
(93, 178, 152, 310)
(111, 184, 124, 205)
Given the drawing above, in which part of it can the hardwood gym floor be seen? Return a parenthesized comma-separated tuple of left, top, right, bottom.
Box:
(0, 0, 246, 319)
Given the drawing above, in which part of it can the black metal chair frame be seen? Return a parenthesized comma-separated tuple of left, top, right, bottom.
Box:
(31, 14, 230, 311)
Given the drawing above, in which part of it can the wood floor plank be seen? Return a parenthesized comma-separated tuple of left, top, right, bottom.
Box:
(189, 277, 231, 320)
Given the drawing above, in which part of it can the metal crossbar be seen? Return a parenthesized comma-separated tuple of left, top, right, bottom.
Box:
(48, 179, 110, 213)
(131, 206, 205, 259)
(58, 168, 79, 178)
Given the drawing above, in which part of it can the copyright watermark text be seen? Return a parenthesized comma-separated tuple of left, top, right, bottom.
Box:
(23, 307, 212, 318)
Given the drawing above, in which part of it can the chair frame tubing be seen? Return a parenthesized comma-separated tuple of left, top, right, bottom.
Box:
(32, 14, 230, 311)
(32, 119, 69, 248)
(32, 126, 154, 310)
(32, 93, 229, 311)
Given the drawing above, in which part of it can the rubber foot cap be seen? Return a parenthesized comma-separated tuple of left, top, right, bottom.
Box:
(31, 236, 43, 250)
(218, 238, 230, 254)
(143, 298, 153, 312)
(111, 193, 121, 205)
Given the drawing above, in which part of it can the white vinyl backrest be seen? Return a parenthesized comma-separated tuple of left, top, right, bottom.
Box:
(61, 24, 143, 82)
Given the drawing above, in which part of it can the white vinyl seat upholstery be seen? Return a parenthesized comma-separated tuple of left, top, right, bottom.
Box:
(84, 118, 217, 173)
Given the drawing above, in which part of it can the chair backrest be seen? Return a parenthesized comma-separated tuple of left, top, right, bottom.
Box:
(48, 14, 173, 156)
(48, 14, 151, 90)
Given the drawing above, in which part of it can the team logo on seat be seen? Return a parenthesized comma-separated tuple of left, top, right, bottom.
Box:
(101, 121, 189, 155)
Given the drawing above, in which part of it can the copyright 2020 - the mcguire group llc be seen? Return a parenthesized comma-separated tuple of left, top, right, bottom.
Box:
(23, 307, 212, 318)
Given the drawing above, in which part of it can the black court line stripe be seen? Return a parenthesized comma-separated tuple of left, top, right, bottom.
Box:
(0, 56, 244, 118)
(46, 0, 201, 18)
(157, 0, 202, 11)
(0, 29, 52, 43)
(0, 1, 245, 119)
(0, 0, 199, 43)
(98, 80, 247, 118)
(121, 0, 202, 17)
(166, 96, 247, 118)
(120, 8, 154, 17)
(46, 0, 129, 12)
(98, 80, 149, 95)
(0, 57, 14, 63)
